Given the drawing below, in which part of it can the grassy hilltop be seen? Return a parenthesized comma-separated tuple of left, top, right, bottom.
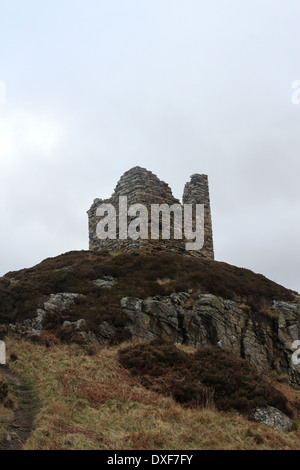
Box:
(0, 250, 299, 450)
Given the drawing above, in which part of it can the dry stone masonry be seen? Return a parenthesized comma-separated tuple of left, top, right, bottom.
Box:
(87, 166, 214, 259)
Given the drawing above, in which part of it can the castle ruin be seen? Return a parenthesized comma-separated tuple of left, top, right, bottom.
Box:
(87, 166, 214, 259)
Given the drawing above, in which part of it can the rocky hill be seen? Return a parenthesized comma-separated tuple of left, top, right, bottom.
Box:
(1, 250, 299, 390)
(2, 165, 300, 447)
(1, 248, 300, 447)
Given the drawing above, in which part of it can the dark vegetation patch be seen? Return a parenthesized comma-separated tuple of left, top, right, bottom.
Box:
(0, 374, 8, 403)
(0, 373, 13, 408)
(0, 250, 295, 337)
(118, 339, 292, 419)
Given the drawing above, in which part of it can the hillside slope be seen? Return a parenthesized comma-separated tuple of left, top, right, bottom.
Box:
(1, 336, 300, 450)
(1, 251, 300, 450)
(0, 250, 295, 325)
(0, 250, 299, 385)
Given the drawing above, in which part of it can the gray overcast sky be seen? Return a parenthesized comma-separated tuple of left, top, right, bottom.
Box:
(0, 0, 300, 292)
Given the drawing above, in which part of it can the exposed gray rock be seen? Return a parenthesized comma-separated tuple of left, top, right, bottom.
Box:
(97, 321, 117, 344)
(93, 276, 115, 288)
(63, 318, 99, 344)
(254, 406, 293, 432)
(63, 318, 87, 329)
(121, 292, 300, 387)
(62, 318, 117, 345)
(9, 293, 85, 338)
(10, 292, 117, 346)
(44, 293, 85, 313)
(7, 287, 300, 391)
(9, 309, 46, 337)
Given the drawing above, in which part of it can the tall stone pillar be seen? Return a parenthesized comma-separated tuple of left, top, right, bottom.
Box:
(182, 174, 214, 260)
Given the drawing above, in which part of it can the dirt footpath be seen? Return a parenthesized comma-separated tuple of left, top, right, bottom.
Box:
(0, 365, 35, 450)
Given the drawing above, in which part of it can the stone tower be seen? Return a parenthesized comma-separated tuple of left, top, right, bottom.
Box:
(87, 166, 214, 259)
(182, 174, 214, 259)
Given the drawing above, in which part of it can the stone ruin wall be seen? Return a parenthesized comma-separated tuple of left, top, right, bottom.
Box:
(182, 173, 214, 259)
(87, 166, 214, 259)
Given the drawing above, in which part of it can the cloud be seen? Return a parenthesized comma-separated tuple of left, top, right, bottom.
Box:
(0, 0, 299, 294)
(0, 109, 63, 167)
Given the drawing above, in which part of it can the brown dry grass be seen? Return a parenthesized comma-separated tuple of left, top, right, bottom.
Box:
(0, 335, 299, 450)
(0, 372, 16, 441)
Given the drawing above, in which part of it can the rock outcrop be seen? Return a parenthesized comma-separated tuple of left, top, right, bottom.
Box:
(9, 288, 300, 387)
(254, 406, 294, 432)
(120, 292, 300, 387)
